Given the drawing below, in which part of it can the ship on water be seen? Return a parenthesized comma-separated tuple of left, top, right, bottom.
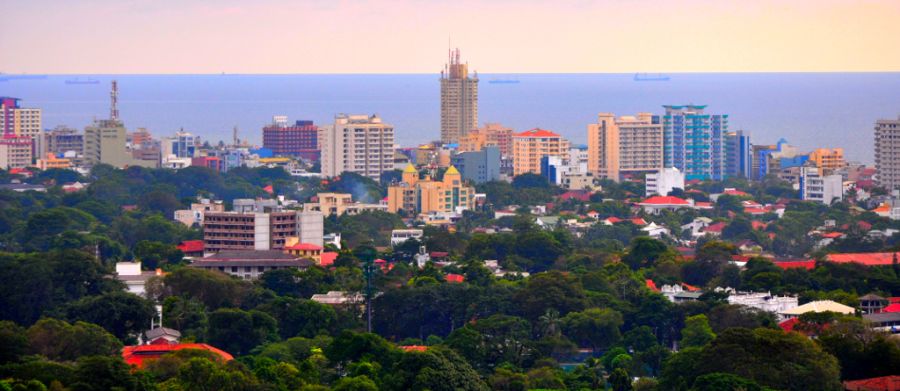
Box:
(488, 76, 520, 84)
(633, 73, 671, 81)
(65, 78, 100, 85)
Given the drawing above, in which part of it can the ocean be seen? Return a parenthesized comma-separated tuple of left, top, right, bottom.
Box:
(1, 73, 898, 163)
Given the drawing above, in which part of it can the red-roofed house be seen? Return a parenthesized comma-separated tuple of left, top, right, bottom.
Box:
(320, 252, 338, 267)
(646, 279, 660, 292)
(558, 190, 592, 202)
(826, 252, 900, 267)
(445, 273, 465, 283)
(843, 375, 900, 391)
(702, 222, 726, 236)
(284, 242, 323, 264)
(722, 188, 751, 197)
(751, 220, 769, 230)
(881, 303, 900, 313)
(122, 340, 233, 369)
(774, 259, 816, 270)
(177, 240, 204, 258)
(638, 196, 692, 214)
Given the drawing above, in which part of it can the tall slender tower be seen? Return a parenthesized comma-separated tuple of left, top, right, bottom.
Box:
(110, 80, 119, 122)
(440, 48, 478, 144)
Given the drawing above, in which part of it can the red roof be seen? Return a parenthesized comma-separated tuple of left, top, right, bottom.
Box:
(285, 243, 323, 251)
(320, 252, 338, 266)
(445, 273, 465, 283)
(640, 196, 690, 206)
(774, 260, 816, 270)
(645, 279, 659, 292)
(843, 375, 900, 391)
(694, 201, 713, 208)
(681, 282, 700, 292)
(723, 189, 750, 196)
(779, 317, 800, 332)
(399, 345, 428, 352)
(820, 232, 844, 239)
(629, 218, 648, 226)
(177, 240, 204, 253)
(122, 343, 233, 368)
(704, 222, 727, 233)
(826, 252, 899, 267)
(605, 217, 623, 224)
(743, 207, 769, 215)
(751, 221, 769, 230)
(514, 128, 560, 138)
(263, 185, 274, 194)
(881, 303, 900, 313)
(558, 190, 591, 202)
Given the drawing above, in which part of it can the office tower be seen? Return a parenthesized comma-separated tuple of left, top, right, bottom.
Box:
(799, 165, 843, 205)
(725, 130, 752, 178)
(262, 117, 320, 161)
(458, 123, 513, 156)
(0, 136, 32, 169)
(875, 116, 900, 191)
(320, 114, 394, 180)
(808, 148, 846, 174)
(451, 146, 501, 184)
(84, 81, 157, 168)
(45, 126, 84, 156)
(202, 209, 324, 253)
(387, 164, 475, 215)
(587, 113, 663, 181)
(655, 105, 728, 181)
(512, 128, 569, 176)
(645, 167, 686, 197)
(161, 130, 197, 158)
(1, 97, 42, 156)
(440, 48, 478, 144)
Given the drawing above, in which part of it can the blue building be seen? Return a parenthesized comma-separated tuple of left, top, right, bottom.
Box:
(451, 146, 500, 184)
(540, 155, 563, 185)
(725, 130, 752, 178)
(655, 105, 728, 181)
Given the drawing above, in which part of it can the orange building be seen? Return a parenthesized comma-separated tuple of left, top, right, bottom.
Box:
(587, 113, 663, 181)
(387, 164, 475, 215)
(808, 148, 845, 174)
(36, 153, 72, 170)
(512, 128, 569, 176)
(284, 241, 324, 264)
(458, 123, 513, 156)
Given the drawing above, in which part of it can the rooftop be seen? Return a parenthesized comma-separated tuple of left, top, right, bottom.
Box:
(514, 128, 561, 138)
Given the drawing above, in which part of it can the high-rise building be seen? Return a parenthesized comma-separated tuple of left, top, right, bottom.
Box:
(725, 130, 752, 178)
(799, 165, 843, 205)
(875, 116, 900, 191)
(458, 123, 513, 156)
(451, 146, 501, 184)
(1, 97, 42, 157)
(83, 81, 157, 168)
(440, 49, 478, 144)
(655, 105, 728, 181)
(512, 128, 569, 176)
(262, 117, 320, 161)
(387, 164, 475, 215)
(202, 209, 323, 254)
(0, 136, 32, 170)
(587, 113, 663, 181)
(44, 126, 84, 156)
(808, 148, 846, 175)
(320, 114, 395, 180)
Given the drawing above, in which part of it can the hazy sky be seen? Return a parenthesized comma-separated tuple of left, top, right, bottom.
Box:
(2, 0, 899, 74)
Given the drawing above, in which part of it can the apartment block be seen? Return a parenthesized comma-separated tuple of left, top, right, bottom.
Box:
(458, 123, 513, 156)
(320, 114, 394, 180)
(0, 136, 33, 169)
(645, 167, 686, 197)
(725, 130, 752, 178)
(587, 113, 663, 181)
(799, 165, 843, 205)
(512, 128, 569, 176)
(262, 117, 320, 161)
(44, 126, 84, 156)
(387, 164, 475, 215)
(0, 97, 42, 155)
(161, 131, 197, 158)
(655, 105, 728, 181)
(808, 148, 846, 175)
(440, 49, 478, 144)
(875, 116, 900, 191)
(451, 146, 501, 184)
(202, 210, 323, 254)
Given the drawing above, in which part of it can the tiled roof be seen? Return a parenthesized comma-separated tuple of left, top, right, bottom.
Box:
(445, 273, 465, 283)
(514, 128, 560, 138)
(320, 252, 338, 266)
(780, 300, 855, 315)
(774, 260, 816, 270)
(843, 375, 900, 391)
(177, 240, 204, 253)
(122, 343, 233, 368)
(640, 196, 690, 206)
(285, 243, 324, 251)
(826, 252, 900, 267)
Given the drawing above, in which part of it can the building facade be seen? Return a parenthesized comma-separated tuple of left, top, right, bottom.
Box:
(387, 164, 475, 215)
(799, 165, 843, 205)
(320, 114, 394, 180)
(512, 128, 569, 176)
(655, 105, 728, 181)
(458, 123, 512, 156)
(875, 116, 900, 191)
(45, 126, 84, 157)
(202, 210, 323, 254)
(262, 117, 320, 161)
(0, 97, 42, 155)
(645, 167, 686, 197)
(302, 192, 387, 216)
(587, 113, 663, 181)
(161, 131, 197, 159)
(725, 130, 752, 178)
(0, 135, 33, 169)
(808, 148, 846, 175)
(451, 146, 500, 184)
(440, 49, 478, 144)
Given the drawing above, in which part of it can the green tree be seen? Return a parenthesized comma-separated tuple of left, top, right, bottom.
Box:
(26, 318, 122, 361)
(680, 314, 715, 348)
(64, 291, 156, 341)
(622, 237, 670, 270)
(561, 308, 623, 351)
(207, 308, 279, 356)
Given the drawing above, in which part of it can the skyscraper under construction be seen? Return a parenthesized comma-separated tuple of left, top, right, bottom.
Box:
(440, 49, 478, 144)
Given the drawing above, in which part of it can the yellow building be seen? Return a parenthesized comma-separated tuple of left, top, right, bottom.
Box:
(36, 153, 72, 170)
(512, 128, 569, 176)
(809, 148, 846, 174)
(459, 123, 513, 156)
(387, 164, 475, 215)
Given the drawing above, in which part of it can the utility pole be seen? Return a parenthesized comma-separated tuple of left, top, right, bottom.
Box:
(365, 258, 373, 332)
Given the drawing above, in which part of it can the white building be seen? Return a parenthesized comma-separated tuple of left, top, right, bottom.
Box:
(115, 262, 162, 297)
(391, 229, 424, 246)
(800, 165, 843, 205)
(724, 290, 798, 315)
(320, 114, 395, 180)
(645, 167, 685, 197)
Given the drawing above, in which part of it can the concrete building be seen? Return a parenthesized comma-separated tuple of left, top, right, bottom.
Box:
(320, 114, 394, 180)
(83, 82, 157, 168)
(645, 167, 686, 197)
(391, 229, 424, 246)
(36, 153, 72, 170)
(512, 128, 569, 176)
(752, 139, 804, 180)
(587, 113, 663, 181)
(190, 250, 313, 280)
(44, 126, 84, 157)
(160, 130, 197, 159)
(655, 105, 728, 181)
(202, 210, 323, 254)
(725, 130, 752, 178)
(876, 116, 900, 191)
(458, 123, 512, 157)
(440, 48, 478, 144)
(302, 192, 387, 216)
(173, 199, 225, 227)
(0, 97, 42, 155)
(800, 165, 843, 205)
(262, 117, 319, 161)
(115, 262, 163, 297)
(809, 148, 846, 175)
(0, 135, 33, 170)
(387, 164, 475, 215)
(451, 146, 500, 184)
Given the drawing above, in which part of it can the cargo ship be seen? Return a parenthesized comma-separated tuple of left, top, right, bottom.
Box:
(65, 78, 100, 85)
(633, 73, 670, 81)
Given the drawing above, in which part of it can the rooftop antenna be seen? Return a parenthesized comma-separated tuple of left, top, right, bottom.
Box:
(110, 80, 119, 121)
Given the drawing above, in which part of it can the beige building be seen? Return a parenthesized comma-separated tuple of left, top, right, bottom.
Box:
(459, 123, 513, 156)
(587, 113, 663, 181)
(173, 199, 226, 227)
(1, 97, 42, 156)
(83, 119, 155, 168)
(303, 192, 387, 216)
(808, 148, 846, 174)
(36, 153, 72, 170)
(320, 114, 394, 180)
(876, 116, 900, 191)
(440, 49, 478, 144)
(512, 128, 569, 176)
(0, 137, 33, 169)
(387, 164, 475, 215)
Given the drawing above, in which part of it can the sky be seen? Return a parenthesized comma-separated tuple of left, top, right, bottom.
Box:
(2, 0, 899, 74)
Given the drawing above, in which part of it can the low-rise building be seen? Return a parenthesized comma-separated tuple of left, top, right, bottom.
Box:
(35, 153, 72, 170)
(115, 262, 163, 297)
(303, 192, 387, 217)
(391, 229, 424, 246)
(645, 167, 685, 197)
(800, 165, 843, 205)
(173, 199, 225, 227)
(190, 250, 313, 280)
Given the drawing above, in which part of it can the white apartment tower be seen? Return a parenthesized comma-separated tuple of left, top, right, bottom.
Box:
(321, 114, 395, 180)
(875, 116, 900, 191)
(440, 48, 478, 144)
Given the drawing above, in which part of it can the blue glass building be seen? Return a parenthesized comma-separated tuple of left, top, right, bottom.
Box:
(654, 105, 728, 181)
